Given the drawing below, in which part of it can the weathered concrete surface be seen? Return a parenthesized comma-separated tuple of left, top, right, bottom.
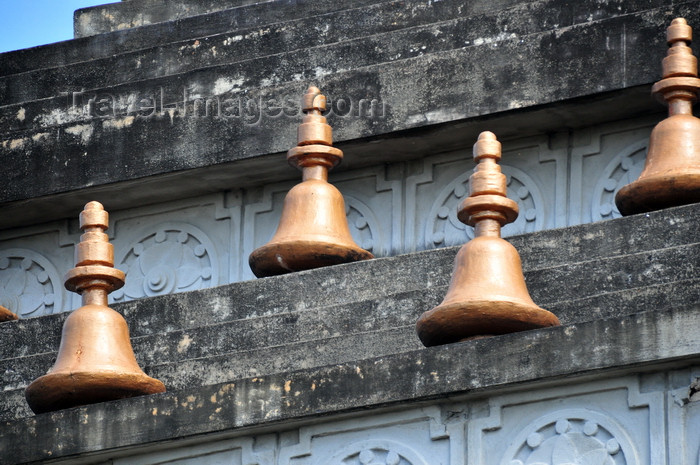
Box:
(2, 203, 696, 358)
(5, 0, 671, 105)
(1, 1, 697, 227)
(2, 240, 696, 372)
(1, 203, 697, 423)
(75, 0, 277, 37)
(2, 304, 699, 464)
(0, 0, 387, 76)
(1, 244, 696, 422)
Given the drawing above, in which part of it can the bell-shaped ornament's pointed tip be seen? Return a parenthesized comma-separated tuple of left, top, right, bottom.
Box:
(416, 132, 559, 347)
(25, 201, 165, 415)
(249, 86, 373, 278)
(0, 305, 18, 322)
(303, 85, 325, 113)
(615, 18, 700, 215)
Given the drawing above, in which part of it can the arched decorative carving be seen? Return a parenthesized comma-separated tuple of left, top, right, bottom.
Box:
(344, 195, 382, 256)
(503, 409, 635, 465)
(328, 440, 428, 465)
(592, 140, 647, 222)
(113, 223, 219, 302)
(426, 166, 544, 248)
(0, 248, 63, 317)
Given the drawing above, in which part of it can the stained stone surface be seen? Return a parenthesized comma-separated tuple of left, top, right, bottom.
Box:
(1, 305, 698, 464)
(1, 0, 699, 463)
(0, 114, 680, 313)
(1, 0, 698, 228)
(0, 203, 698, 464)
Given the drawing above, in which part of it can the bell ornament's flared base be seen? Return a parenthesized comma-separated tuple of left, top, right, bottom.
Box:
(25, 370, 166, 414)
(249, 179, 374, 277)
(25, 304, 166, 414)
(249, 240, 374, 277)
(0, 305, 18, 322)
(416, 236, 560, 346)
(615, 110, 700, 215)
(416, 299, 560, 347)
(615, 172, 700, 215)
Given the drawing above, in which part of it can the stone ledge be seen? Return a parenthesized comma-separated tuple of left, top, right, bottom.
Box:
(0, 0, 386, 76)
(2, 0, 668, 106)
(1, 272, 696, 423)
(2, 304, 698, 464)
(3, 3, 698, 226)
(75, 0, 284, 37)
(1, 203, 696, 359)
(2, 241, 695, 375)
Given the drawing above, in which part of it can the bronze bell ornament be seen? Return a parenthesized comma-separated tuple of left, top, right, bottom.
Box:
(25, 202, 165, 414)
(0, 305, 18, 322)
(249, 86, 374, 277)
(416, 132, 560, 346)
(616, 18, 700, 215)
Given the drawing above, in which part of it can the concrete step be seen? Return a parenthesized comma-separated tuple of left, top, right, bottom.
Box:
(1, 207, 697, 422)
(1, 270, 696, 422)
(1, 203, 697, 362)
(0, 0, 390, 77)
(0, 324, 422, 420)
(0, 0, 678, 108)
(3, 302, 698, 464)
(3, 263, 697, 396)
(74, 0, 275, 37)
(2, 3, 697, 223)
(2, 238, 695, 376)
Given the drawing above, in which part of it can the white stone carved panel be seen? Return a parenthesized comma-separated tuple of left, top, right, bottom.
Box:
(467, 376, 665, 465)
(569, 116, 656, 226)
(329, 440, 428, 465)
(279, 406, 452, 465)
(113, 223, 219, 302)
(424, 166, 545, 248)
(667, 367, 700, 465)
(0, 222, 74, 318)
(505, 410, 630, 465)
(108, 193, 240, 305)
(590, 141, 646, 222)
(0, 249, 63, 318)
(405, 134, 566, 252)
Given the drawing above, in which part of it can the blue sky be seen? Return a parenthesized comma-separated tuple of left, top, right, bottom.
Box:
(0, 0, 109, 53)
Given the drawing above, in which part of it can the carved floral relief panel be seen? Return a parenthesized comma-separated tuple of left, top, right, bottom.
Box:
(405, 134, 566, 253)
(278, 406, 452, 465)
(107, 193, 240, 306)
(569, 116, 657, 226)
(467, 376, 664, 465)
(0, 224, 74, 318)
(505, 411, 629, 465)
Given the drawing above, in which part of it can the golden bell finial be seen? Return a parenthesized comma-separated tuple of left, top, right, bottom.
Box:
(248, 86, 374, 277)
(25, 201, 165, 414)
(0, 305, 18, 322)
(416, 132, 560, 346)
(615, 18, 700, 215)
